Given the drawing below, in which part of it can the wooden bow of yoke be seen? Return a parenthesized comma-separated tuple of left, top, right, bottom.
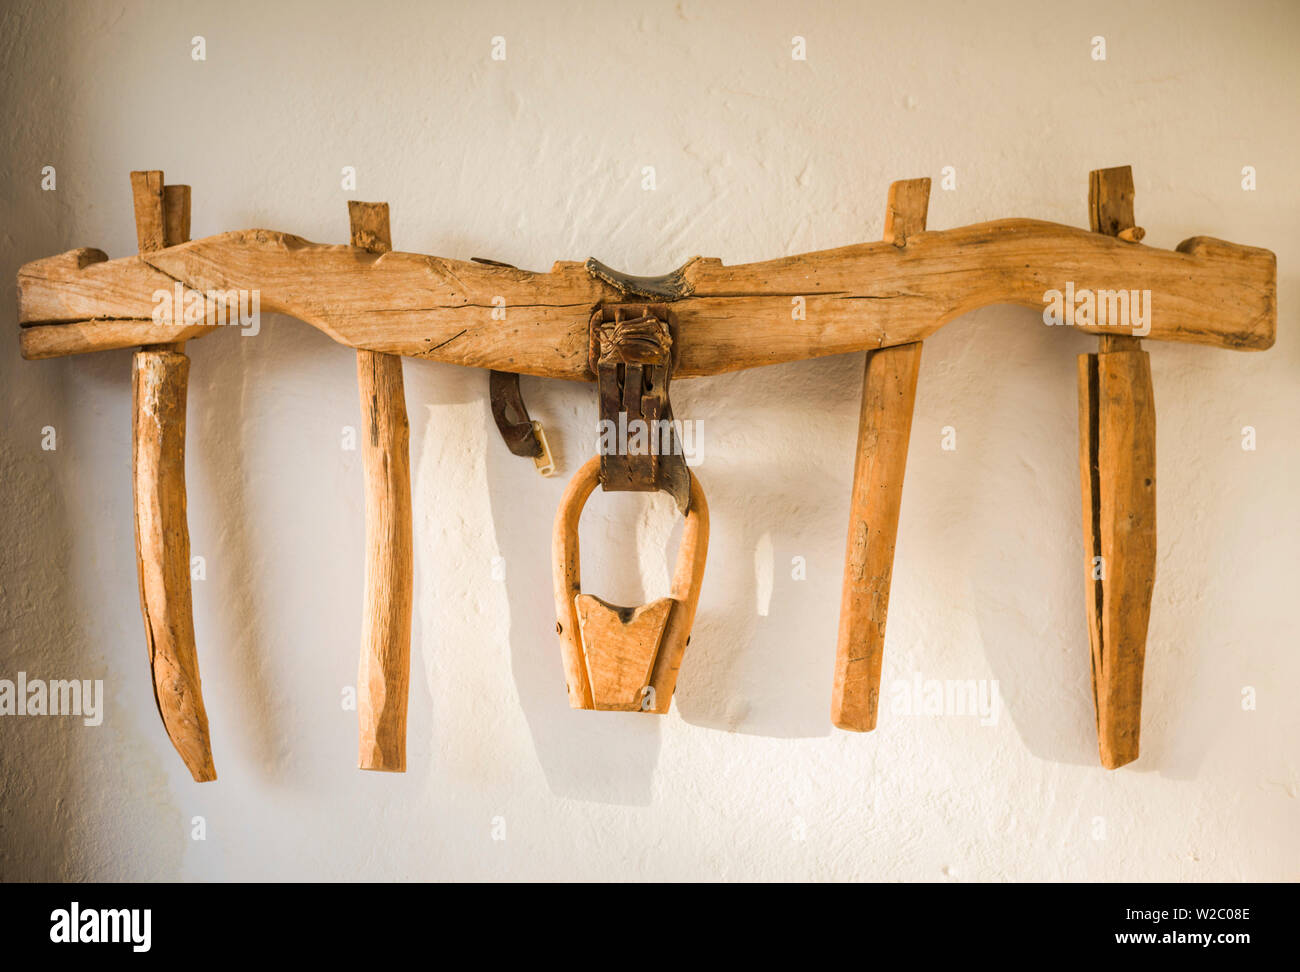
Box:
(16, 166, 1276, 778)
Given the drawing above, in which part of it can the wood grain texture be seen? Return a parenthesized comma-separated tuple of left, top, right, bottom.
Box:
(1090, 166, 1144, 357)
(553, 457, 708, 714)
(1077, 351, 1156, 768)
(18, 218, 1277, 367)
(1077, 165, 1158, 769)
(349, 202, 413, 773)
(132, 350, 214, 781)
(832, 179, 928, 732)
(129, 171, 166, 253)
(130, 171, 215, 781)
(1089, 166, 1137, 238)
(163, 185, 191, 254)
(575, 596, 672, 711)
(553, 459, 600, 710)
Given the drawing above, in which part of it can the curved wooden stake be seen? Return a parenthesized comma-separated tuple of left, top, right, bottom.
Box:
(1078, 166, 1157, 769)
(133, 349, 215, 781)
(832, 178, 929, 731)
(350, 202, 413, 772)
(130, 170, 215, 781)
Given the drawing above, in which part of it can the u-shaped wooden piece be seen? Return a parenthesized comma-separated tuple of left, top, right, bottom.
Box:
(552, 456, 708, 713)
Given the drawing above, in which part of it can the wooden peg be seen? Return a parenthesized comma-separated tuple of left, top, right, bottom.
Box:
(349, 201, 413, 772)
(129, 170, 168, 253)
(130, 170, 215, 781)
(1078, 165, 1157, 768)
(831, 178, 930, 731)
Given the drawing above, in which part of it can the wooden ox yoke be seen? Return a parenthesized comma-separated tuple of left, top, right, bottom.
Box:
(16, 166, 1277, 778)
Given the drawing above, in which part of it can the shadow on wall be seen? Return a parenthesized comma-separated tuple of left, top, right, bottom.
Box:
(0, 1, 178, 880)
(914, 303, 1229, 775)
(408, 350, 856, 805)
(447, 303, 1180, 799)
(185, 311, 349, 783)
(932, 305, 1105, 768)
(468, 352, 860, 804)
(482, 375, 664, 805)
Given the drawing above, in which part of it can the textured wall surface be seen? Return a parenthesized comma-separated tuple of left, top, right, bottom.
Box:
(1, 0, 1297, 881)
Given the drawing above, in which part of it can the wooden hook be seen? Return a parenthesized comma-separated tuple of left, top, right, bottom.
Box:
(129, 170, 215, 781)
(831, 177, 930, 732)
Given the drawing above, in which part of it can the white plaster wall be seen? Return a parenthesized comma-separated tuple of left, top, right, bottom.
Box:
(1, 0, 1297, 881)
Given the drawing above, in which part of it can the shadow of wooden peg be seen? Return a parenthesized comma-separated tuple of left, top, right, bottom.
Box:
(831, 177, 929, 732)
(128, 170, 216, 782)
(1078, 165, 1157, 769)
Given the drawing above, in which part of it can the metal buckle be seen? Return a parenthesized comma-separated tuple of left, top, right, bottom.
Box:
(588, 303, 690, 512)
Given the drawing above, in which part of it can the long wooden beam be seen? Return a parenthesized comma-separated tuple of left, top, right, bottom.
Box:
(18, 218, 1276, 373)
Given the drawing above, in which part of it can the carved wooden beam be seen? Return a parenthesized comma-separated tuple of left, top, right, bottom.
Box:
(19, 219, 1275, 373)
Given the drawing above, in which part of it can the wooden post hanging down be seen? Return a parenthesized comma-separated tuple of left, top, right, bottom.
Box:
(831, 178, 929, 731)
(129, 170, 215, 782)
(348, 201, 414, 772)
(1077, 166, 1156, 769)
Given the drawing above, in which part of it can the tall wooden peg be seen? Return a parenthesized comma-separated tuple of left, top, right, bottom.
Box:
(831, 178, 930, 731)
(1077, 165, 1157, 768)
(130, 170, 216, 781)
(349, 201, 414, 772)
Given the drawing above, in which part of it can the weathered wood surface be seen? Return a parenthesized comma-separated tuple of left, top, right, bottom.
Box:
(1077, 165, 1157, 769)
(19, 218, 1276, 369)
(355, 347, 413, 770)
(133, 349, 215, 782)
(553, 457, 709, 714)
(1077, 350, 1156, 769)
(575, 596, 672, 711)
(130, 171, 215, 782)
(832, 178, 929, 732)
(349, 201, 413, 773)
